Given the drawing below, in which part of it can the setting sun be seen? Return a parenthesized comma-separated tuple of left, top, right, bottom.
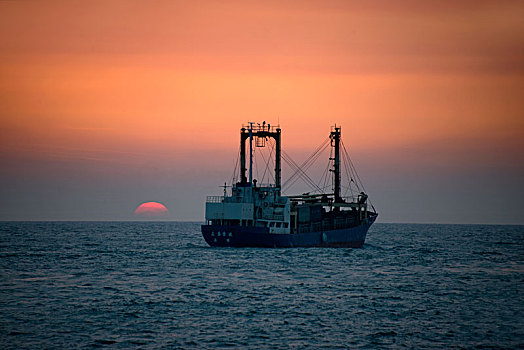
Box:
(134, 202, 169, 219)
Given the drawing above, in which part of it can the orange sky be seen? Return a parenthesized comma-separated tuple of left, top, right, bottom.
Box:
(1, 0, 523, 222)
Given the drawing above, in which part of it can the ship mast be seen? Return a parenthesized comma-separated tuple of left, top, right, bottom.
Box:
(239, 123, 281, 194)
(331, 126, 342, 203)
(248, 122, 254, 184)
(275, 128, 281, 191)
(240, 128, 247, 184)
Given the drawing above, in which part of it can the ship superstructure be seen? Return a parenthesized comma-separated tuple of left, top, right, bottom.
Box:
(202, 123, 377, 247)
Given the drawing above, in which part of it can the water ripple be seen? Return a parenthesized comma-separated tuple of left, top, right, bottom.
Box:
(0, 222, 523, 349)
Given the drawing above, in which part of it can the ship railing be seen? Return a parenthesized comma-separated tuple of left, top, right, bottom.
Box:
(207, 196, 254, 204)
(296, 215, 361, 233)
(206, 196, 224, 203)
(289, 195, 362, 206)
(341, 196, 359, 203)
(261, 214, 284, 221)
(242, 123, 280, 133)
(256, 183, 277, 188)
(224, 197, 254, 203)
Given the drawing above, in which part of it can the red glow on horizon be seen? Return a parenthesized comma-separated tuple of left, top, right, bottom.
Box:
(134, 202, 169, 218)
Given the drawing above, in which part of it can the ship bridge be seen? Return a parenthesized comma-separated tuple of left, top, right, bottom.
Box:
(205, 122, 290, 234)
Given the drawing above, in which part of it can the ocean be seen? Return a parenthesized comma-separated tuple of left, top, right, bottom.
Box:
(0, 222, 522, 349)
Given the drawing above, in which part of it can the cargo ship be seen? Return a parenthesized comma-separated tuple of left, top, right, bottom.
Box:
(201, 123, 377, 248)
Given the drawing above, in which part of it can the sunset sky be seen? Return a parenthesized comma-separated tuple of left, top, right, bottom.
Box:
(1, 0, 523, 223)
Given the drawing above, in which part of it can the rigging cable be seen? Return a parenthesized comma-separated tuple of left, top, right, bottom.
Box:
(341, 139, 375, 211)
(341, 139, 366, 193)
(281, 151, 323, 194)
(230, 144, 241, 186)
(258, 138, 276, 184)
(281, 146, 327, 194)
(340, 141, 357, 198)
(282, 136, 329, 189)
(281, 136, 331, 192)
(319, 145, 333, 195)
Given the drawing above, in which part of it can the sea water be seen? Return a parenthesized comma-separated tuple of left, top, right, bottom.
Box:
(0, 222, 522, 349)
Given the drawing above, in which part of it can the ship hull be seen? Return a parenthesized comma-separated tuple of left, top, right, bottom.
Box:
(201, 215, 377, 248)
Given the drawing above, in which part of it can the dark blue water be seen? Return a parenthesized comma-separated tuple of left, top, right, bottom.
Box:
(0, 222, 522, 349)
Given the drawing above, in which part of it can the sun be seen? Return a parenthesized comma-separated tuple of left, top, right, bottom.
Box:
(134, 202, 169, 219)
